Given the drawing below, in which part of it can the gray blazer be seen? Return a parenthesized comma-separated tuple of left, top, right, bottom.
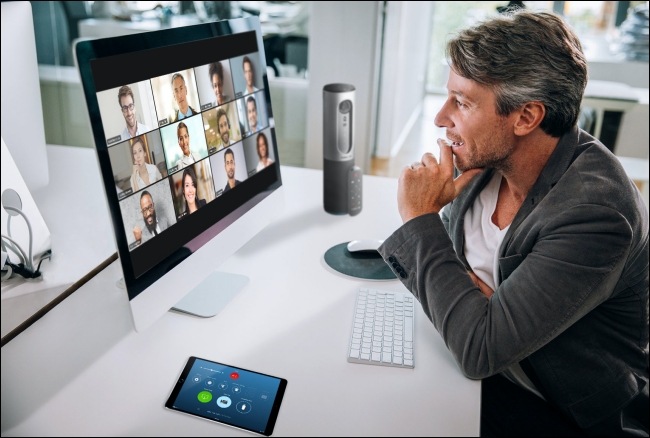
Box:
(379, 126, 648, 434)
(140, 216, 170, 244)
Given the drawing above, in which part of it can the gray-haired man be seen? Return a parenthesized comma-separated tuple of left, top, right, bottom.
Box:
(380, 10, 648, 436)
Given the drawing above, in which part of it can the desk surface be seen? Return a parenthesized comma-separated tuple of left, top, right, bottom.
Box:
(1, 165, 480, 436)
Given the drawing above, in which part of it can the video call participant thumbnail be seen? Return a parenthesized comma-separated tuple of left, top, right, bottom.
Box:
(108, 131, 167, 199)
(209, 142, 248, 197)
(130, 136, 163, 192)
(202, 103, 242, 153)
(232, 53, 263, 98)
(169, 159, 216, 219)
(151, 69, 201, 126)
(119, 178, 177, 251)
(195, 61, 236, 111)
(242, 128, 275, 177)
(96, 81, 156, 145)
(160, 115, 209, 174)
(243, 92, 268, 136)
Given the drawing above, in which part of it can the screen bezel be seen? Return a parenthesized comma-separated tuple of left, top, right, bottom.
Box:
(165, 356, 288, 436)
(75, 17, 282, 299)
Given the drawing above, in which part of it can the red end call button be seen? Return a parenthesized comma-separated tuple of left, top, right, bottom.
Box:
(230, 372, 239, 380)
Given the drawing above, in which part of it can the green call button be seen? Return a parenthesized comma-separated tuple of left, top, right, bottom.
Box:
(197, 391, 212, 403)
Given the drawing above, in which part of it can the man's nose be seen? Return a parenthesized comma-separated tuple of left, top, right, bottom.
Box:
(434, 100, 454, 129)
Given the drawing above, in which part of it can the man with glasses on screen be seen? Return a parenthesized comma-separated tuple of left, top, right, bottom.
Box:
(172, 73, 197, 122)
(133, 191, 170, 245)
(119, 85, 150, 141)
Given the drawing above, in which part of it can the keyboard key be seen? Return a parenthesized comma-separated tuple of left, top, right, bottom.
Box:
(372, 346, 381, 353)
(362, 342, 371, 348)
(350, 349, 360, 359)
(382, 353, 392, 363)
(394, 346, 403, 352)
(384, 336, 393, 342)
(383, 346, 391, 353)
(362, 337, 371, 343)
(405, 318, 413, 341)
(353, 333, 361, 339)
(393, 357, 403, 365)
(394, 335, 403, 341)
(373, 341, 381, 347)
(405, 348, 413, 354)
(404, 359, 414, 367)
(361, 348, 370, 354)
(361, 353, 370, 360)
(394, 341, 403, 346)
(405, 311, 413, 317)
(371, 352, 381, 362)
(354, 328, 362, 334)
(405, 342, 413, 348)
(404, 353, 413, 360)
(394, 351, 403, 357)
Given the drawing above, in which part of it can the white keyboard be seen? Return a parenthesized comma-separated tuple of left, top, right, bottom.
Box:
(347, 288, 415, 368)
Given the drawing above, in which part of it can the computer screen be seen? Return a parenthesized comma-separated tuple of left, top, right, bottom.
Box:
(77, 20, 282, 306)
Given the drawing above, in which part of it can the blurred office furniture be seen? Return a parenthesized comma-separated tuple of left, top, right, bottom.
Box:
(0, 165, 481, 436)
(611, 3, 649, 61)
(1, 2, 49, 191)
(582, 80, 639, 152)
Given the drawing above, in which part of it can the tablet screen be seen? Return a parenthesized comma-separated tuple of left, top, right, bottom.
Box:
(166, 357, 286, 436)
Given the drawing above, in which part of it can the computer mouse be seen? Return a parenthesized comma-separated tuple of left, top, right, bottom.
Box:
(347, 239, 385, 253)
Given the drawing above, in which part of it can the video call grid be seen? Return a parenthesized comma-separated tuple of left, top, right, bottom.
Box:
(99, 52, 273, 252)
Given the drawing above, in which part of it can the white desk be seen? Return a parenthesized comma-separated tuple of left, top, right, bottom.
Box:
(1, 166, 481, 436)
(1, 145, 115, 339)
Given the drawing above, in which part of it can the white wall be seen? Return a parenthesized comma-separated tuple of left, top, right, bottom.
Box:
(304, 1, 383, 172)
(375, 1, 433, 158)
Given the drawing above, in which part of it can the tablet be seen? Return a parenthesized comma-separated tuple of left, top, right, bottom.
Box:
(165, 357, 287, 436)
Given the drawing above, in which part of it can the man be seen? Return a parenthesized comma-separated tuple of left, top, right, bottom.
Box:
(217, 108, 232, 150)
(133, 191, 169, 244)
(223, 148, 241, 193)
(175, 122, 200, 170)
(209, 62, 228, 107)
(242, 56, 258, 95)
(171, 73, 197, 122)
(118, 85, 150, 140)
(246, 96, 262, 135)
(379, 11, 648, 436)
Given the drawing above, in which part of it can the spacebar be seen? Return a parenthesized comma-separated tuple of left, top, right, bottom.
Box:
(404, 317, 413, 342)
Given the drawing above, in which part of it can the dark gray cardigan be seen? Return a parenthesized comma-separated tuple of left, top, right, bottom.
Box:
(379, 126, 648, 435)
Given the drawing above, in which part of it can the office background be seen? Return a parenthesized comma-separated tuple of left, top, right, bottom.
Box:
(30, 1, 649, 185)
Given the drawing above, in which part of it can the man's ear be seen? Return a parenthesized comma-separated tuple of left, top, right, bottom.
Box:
(513, 102, 545, 137)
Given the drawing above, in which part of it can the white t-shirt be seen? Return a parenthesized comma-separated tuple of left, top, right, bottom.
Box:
(121, 122, 150, 141)
(463, 171, 544, 400)
(256, 158, 274, 172)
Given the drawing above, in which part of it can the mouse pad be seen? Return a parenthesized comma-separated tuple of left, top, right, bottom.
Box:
(324, 242, 396, 280)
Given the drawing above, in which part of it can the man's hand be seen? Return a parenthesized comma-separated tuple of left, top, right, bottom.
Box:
(397, 139, 482, 223)
(133, 226, 142, 242)
(468, 271, 494, 299)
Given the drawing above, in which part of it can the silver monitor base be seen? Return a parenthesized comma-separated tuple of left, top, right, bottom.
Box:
(116, 271, 249, 318)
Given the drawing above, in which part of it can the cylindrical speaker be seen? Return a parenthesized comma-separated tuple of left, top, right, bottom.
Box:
(323, 83, 355, 215)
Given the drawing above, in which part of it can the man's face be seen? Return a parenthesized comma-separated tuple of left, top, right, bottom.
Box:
(434, 70, 515, 172)
(173, 76, 188, 112)
(218, 115, 230, 145)
(225, 152, 235, 179)
(247, 101, 258, 130)
(244, 62, 253, 88)
(120, 95, 136, 128)
(140, 195, 155, 225)
(178, 127, 190, 156)
(212, 74, 224, 105)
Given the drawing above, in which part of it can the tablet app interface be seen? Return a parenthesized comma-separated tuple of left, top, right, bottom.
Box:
(173, 359, 281, 433)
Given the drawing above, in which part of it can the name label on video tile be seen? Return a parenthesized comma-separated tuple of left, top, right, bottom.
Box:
(208, 147, 217, 155)
(215, 189, 224, 197)
(129, 241, 140, 251)
(107, 135, 122, 146)
(248, 170, 257, 178)
(201, 103, 214, 111)
(159, 119, 169, 127)
(118, 188, 134, 200)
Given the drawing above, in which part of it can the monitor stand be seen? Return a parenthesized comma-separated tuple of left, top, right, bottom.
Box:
(116, 271, 249, 318)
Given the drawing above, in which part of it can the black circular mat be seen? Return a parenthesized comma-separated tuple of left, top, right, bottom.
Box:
(323, 242, 396, 280)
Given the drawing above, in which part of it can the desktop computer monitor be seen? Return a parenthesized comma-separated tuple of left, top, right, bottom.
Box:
(75, 17, 284, 332)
